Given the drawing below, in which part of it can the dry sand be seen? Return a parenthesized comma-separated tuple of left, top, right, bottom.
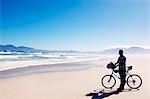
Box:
(0, 55, 149, 99)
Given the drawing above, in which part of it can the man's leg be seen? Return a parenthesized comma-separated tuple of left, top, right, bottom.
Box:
(117, 70, 126, 92)
(119, 71, 126, 90)
(120, 73, 126, 90)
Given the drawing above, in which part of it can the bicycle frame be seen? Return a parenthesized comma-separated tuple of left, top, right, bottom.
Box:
(110, 67, 132, 80)
(110, 71, 120, 79)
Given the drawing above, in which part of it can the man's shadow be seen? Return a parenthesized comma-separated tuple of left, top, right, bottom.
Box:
(85, 88, 139, 99)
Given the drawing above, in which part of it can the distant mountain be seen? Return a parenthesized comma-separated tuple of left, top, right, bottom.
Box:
(1, 45, 149, 54)
(100, 47, 150, 54)
(0, 45, 38, 52)
(0, 45, 78, 53)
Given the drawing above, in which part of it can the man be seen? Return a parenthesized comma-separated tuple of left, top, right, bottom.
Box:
(115, 50, 126, 92)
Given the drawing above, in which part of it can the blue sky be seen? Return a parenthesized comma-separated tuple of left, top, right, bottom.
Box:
(1, 0, 149, 51)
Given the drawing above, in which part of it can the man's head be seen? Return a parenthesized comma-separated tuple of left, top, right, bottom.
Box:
(119, 49, 123, 56)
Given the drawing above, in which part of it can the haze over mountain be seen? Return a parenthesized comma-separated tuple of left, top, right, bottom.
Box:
(0, 45, 150, 54)
(0, 45, 77, 53)
(100, 47, 150, 54)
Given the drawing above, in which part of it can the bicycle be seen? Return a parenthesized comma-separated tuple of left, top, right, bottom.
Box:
(101, 62, 142, 89)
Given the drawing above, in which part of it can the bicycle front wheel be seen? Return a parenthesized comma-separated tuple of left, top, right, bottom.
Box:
(127, 74, 142, 89)
(101, 75, 116, 89)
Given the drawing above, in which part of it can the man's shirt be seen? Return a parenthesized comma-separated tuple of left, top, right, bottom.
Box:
(117, 55, 126, 70)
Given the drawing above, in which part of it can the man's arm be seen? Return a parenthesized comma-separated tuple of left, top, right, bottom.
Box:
(115, 57, 119, 65)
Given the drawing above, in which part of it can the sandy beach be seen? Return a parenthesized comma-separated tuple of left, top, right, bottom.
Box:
(0, 55, 149, 99)
(1, 0, 149, 99)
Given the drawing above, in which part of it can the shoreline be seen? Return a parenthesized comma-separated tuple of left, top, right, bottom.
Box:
(0, 57, 112, 78)
(0, 61, 102, 79)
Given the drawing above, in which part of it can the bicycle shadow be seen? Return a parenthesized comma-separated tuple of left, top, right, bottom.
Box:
(85, 88, 139, 99)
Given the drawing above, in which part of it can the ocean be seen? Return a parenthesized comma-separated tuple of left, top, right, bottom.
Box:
(0, 52, 106, 71)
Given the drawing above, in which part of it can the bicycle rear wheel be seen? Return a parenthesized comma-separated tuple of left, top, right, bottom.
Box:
(127, 74, 142, 89)
(101, 75, 116, 89)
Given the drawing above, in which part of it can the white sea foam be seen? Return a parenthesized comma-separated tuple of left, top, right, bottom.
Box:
(0, 52, 109, 71)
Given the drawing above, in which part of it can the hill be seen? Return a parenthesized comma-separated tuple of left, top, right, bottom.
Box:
(100, 47, 150, 54)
